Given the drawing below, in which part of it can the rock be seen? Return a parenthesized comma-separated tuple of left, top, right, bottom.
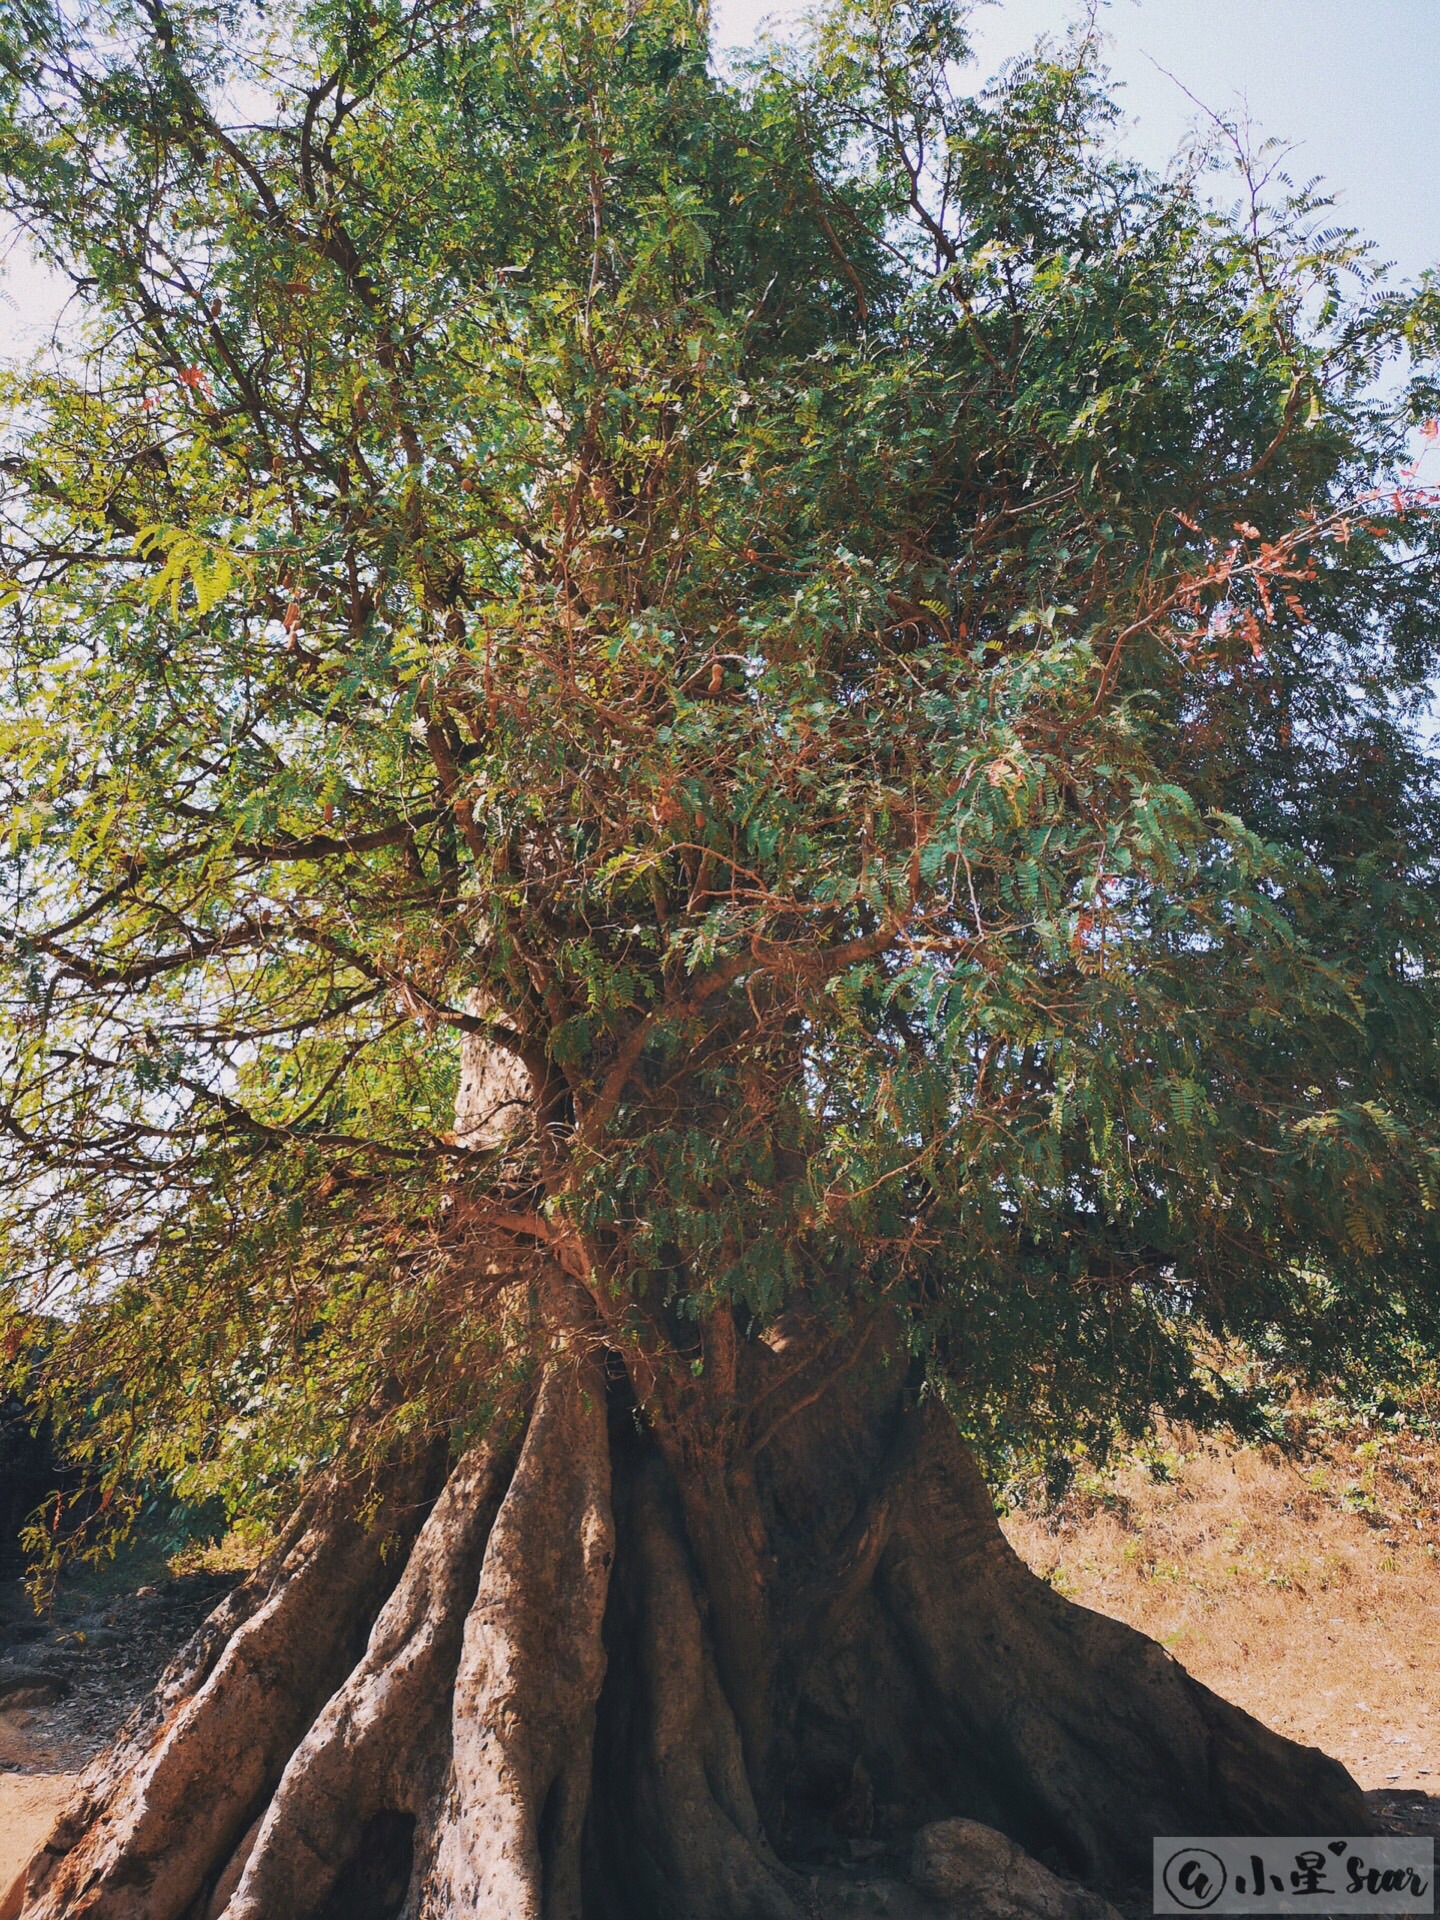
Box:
(911, 1820, 1123, 1920)
(0, 1668, 67, 1709)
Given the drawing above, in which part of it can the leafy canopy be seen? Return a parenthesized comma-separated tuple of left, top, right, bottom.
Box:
(2, 0, 1440, 1531)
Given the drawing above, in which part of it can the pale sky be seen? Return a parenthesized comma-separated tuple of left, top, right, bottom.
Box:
(716, 0, 1440, 283)
(4, 1, 1437, 352)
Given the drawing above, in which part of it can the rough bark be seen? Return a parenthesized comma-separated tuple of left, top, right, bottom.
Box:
(20, 1449, 438, 1920)
(11, 1342, 1371, 1920)
(217, 1437, 511, 1920)
(787, 1400, 1366, 1882)
(421, 1350, 613, 1920)
(585, 1443, 801, 1920)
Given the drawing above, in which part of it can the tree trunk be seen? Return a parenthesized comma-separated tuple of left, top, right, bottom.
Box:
(11, 1322, 1368, 1920)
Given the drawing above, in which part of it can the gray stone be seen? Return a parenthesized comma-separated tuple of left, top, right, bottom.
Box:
(911, 1820, 1123, 1920)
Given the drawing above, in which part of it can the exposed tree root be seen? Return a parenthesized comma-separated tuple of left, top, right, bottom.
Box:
(12, 1349, 1372, 1920)
(217, 1438, 511, 1920)
(420, 1352, 613, 1920)
(21, 1450, 438, 1920)
(586, 1447, 802, 1920)
(759, 1394, 1367, 1884)
(870, 1406, 1368, 1880)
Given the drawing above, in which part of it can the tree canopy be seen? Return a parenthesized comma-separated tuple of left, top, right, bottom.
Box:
(3, 0, 1440, 1545)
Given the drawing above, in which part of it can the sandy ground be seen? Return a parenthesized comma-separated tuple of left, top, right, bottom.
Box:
(0, 1706, 79, 1910)
(0, 1768, 76, 1916)
(0, 1567, 235, 1907)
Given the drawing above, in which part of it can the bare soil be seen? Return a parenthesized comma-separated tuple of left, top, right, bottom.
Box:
(0, 1571, 238, 1769)
(0, 1777, 75, 1910)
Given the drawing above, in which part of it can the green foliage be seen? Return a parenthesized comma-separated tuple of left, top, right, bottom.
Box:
(1, 0, 1439, 1529)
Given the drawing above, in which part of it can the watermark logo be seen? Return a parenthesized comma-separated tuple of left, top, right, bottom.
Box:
(1154, 1839, 1434, 1914)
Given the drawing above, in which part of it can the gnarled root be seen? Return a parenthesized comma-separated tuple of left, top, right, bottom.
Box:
(784, 1402, 1368, 1885)
(419, 1351, 613, 1920)
(22, 1447, 439, 1920)
(881, 1408, 1368, 1876)
(587, 1445, 802, 1920)
(215, 1437, 511, 1920)
(11, 1351, 1370, 1920)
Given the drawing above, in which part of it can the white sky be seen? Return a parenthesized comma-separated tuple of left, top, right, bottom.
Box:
(4, 2, 1437, 346)
(716, 0, 1440, 283)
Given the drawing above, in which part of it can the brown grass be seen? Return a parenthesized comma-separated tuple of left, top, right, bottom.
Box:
(1001, 1423, 1440, 1793)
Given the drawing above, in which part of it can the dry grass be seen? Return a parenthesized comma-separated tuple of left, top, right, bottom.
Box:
(1001, 1422, 1440, 1793)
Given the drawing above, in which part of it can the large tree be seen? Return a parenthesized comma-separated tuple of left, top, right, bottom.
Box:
(3, 0, 1440, 1913)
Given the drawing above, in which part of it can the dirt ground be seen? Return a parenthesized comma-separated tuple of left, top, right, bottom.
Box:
(0, 1774, 75, 1912)
(1002, 1421, 1440, 1838)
